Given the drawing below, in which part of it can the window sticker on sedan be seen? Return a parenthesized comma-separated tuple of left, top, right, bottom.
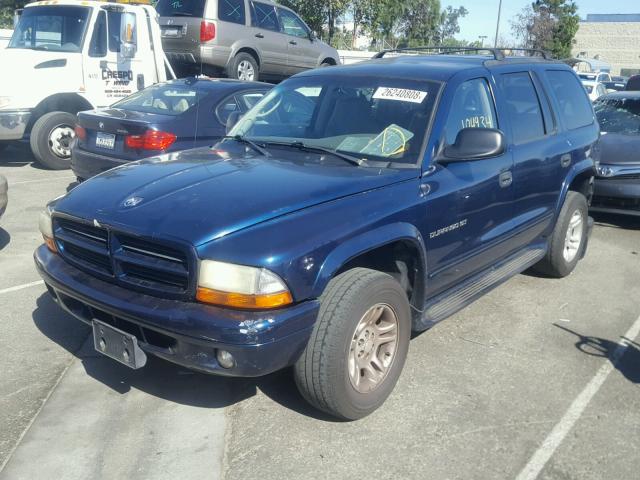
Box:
(372, 87, 428, 103)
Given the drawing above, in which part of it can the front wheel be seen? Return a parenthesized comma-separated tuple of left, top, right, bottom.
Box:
(29, 111, 76, 170)
(294, 268, 411, 420)
(534, 191, 588, 277)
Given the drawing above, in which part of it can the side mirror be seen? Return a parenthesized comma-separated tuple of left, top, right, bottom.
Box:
(120, 12, 137, 59)
(308, 30, 316, 42)
(226, 111, 242, 134)
(441, 128, 506, 162)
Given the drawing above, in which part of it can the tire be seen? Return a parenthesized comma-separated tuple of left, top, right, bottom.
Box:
(534, 191, 588, 278)
(320, 62, 333, 67)
(229, 53, 259, 82)
(294, 268, 411, 420)
(29, 111, 76, 170)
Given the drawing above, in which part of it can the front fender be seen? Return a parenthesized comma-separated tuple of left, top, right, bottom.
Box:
(311, 222, 427, 298)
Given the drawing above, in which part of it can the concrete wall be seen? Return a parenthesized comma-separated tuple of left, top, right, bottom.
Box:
(572, 21, 640, 76)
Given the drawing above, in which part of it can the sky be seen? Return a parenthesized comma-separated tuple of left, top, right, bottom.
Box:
(457, 0, 640, 44)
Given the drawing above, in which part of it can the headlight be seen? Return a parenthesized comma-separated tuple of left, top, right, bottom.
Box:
(0, 96, 11, 108)
(196, 260, 292, 309)
(38, 206, 57, 253)
(596, 165, 614, 177)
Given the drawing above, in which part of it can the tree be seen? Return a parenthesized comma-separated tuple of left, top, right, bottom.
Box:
(0, 0, 24, 28)
(439, 6, 468, 43)
(401, 0, 441, 46)
(510, 0, 579, 59)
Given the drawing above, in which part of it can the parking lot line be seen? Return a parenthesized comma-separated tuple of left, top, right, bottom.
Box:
(9, 176, 74, 186)
(0, 280, 44, 295)
(515, 313, 640, 480)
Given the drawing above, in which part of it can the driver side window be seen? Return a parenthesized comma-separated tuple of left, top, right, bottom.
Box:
(445, 78, 497, 145)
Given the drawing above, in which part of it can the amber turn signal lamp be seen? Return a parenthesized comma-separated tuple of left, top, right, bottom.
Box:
(196, 287, 292, 310)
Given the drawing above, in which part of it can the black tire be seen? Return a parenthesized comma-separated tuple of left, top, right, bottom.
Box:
(534, 191, 588, 278)
(294, 268, 411, 420)
(229, 53, 259, 81)
(29, 111, 76, 170)
(320, 61, 333, 67)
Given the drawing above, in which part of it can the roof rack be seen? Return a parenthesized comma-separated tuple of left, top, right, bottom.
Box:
(373, 46, 551, 61)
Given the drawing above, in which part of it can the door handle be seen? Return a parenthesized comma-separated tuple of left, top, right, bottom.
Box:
(255, 33, 264, 38)
(289, 40, 297, 45)
(499, 171, 513, 188)
(560, 153, 572, 168)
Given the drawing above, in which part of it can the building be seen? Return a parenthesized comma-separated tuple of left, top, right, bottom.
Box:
(572, 14, 640, 76)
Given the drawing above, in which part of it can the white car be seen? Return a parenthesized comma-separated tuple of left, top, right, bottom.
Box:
(582, 80, 607, 102)
(578, 71, 612, 83)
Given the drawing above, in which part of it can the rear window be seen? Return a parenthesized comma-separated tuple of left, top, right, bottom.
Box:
(112, 84, 206, 116)
(156, 0, 206, 17)
(594, 97, 640, 135)
(218, 0, 245, 24)
(545, 70, 594, 130)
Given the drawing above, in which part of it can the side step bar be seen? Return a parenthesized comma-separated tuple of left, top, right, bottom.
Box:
(415, 246, 546, 331)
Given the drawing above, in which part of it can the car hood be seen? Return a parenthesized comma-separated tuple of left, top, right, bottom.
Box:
(54, 148, 418, 246)
(598, 133, 640, 165)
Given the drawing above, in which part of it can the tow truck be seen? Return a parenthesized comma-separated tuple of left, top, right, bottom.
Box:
(0, 0, 175, 169)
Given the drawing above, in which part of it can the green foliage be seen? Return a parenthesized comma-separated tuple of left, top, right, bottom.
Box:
(0, 0, 24, 29)
(511, 0, 579, 59)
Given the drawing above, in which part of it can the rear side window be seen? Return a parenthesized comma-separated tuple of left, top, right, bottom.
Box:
(113, 85, 206, 116)
(218, 0, 245, 25)
(500, 72, 545, 144)
(445, 78, 497, 145)
(250, 2, 278, 31)
(545, 70, 594, 130)
(156, 0, 206, 17)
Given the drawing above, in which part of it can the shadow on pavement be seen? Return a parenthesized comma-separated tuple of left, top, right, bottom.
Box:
(0, 142, 41, 168)
(591, 211, 640, 231)
(555, 323, 640, 384)
(0, 227, 10, 250)
(32, 292, 335, 418)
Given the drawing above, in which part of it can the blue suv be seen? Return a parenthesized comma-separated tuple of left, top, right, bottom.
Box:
(35, 48, 599, 420)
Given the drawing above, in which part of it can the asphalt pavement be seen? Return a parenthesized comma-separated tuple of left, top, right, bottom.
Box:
(0, 142, 638, 480)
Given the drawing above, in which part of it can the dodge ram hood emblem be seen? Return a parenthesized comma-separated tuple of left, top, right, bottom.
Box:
(122, 196, 143, 207)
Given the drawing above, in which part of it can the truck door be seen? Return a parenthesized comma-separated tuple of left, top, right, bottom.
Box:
(84, 7, 155, 108)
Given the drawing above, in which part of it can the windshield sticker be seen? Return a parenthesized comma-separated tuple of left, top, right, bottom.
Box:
(373, 87, 428, 103)
(360, 124, 414, 157)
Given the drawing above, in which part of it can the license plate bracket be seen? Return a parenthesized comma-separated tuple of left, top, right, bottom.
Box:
(92, 319, 147, 369)
(96, 132, 116, 150)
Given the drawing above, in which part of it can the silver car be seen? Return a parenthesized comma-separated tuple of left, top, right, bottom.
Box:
(157, 0, 340, 81)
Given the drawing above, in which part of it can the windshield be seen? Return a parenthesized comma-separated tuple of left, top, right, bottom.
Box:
(112, 84, 207, 116)
(229, 76, 441, 165)
(9, 6, 90, 53)
(594, 97, 640, 135)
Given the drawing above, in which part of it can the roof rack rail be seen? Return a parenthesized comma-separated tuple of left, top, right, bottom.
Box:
(373, 46, 552, 61)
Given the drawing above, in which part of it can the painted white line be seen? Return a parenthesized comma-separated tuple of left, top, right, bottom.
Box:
(0, 280, 44, 295)
(515, 314, 640, 480)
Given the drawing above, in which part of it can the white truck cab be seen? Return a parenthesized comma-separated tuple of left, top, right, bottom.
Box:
(0, 0, 174, 169)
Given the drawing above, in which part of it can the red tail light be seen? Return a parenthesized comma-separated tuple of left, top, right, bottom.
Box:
(125, 130, 177, 151)
(200, 21, 215, 42)
(74, 125, 86, 141)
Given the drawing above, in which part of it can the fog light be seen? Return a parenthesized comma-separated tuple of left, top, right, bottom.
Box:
(217, 350, 235, 369)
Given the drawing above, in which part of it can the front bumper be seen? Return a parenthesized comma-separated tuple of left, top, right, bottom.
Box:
(591, 175, 640, 216)
(35, 245, 319, 376)
(70, 145, 131, 180)
(0, 110, 31, 141)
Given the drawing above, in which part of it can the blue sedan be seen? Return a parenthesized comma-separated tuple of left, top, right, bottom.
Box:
(71, 78, 271, 180)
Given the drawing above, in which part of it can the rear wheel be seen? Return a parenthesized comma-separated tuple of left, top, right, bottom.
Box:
(230, 53, 259, 81)
(30, 111, 76, 170)
(534, 191, 588, 277)
(294, 268, 411, 420)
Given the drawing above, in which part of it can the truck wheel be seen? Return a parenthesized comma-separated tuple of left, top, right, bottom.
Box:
(294, 268, 411, 420)
(30, 111, 76, 170)
(534, 191, 588, 278)
(230, 53, 259, 81)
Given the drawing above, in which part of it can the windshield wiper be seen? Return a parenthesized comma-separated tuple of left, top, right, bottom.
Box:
(222, 135, 271, 157)
(264, 141, 367, 167)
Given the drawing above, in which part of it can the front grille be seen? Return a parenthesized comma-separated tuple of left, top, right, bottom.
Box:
(53, 217, 193, 298)
(602, 173, 640, 181)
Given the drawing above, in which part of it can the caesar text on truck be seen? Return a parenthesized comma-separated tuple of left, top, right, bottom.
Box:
(0, 0, 175, 169)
